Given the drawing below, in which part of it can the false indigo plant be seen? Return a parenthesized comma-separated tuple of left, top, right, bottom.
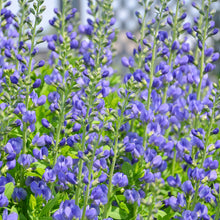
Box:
(0, 0, 220, 219)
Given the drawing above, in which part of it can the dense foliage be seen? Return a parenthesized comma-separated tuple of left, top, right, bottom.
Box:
(0, 0, 220, 219)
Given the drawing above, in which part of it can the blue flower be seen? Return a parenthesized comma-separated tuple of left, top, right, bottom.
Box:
(167, 174, 181, 188)
(139, 169, 154, 183)
(18, 154, 36, 167)
(121, 57, 130, 67)
(38, 60, 45, 67)
(41, 118, 51, 128)
(194, 203, 209, 219)
(3, 209, 18, 220)
(158, 103, 169, 114)
(14, 103, 26, 115)
(206, 170, 217, 181)
(183, 22, 192, 34)
(204, 63, 215, 72)
(157, 31, 168, 42)
(66, 172, 77, 185)
(12, 187, 27, 202)
(124, 188, 140, 206)
(90, 185, 108, 205)
(30, 181, 52, 201)
(180, 210, 197, 220)
(167, 17, 173, 25)
(37, 95, 46, 106)
(53, 200, 81, 220)
(168, 196, 178, 211)
(151, 155, 162, 168)
(22, 110, 36, 124)
(43, 168, 56, 183)
(126, 32, 134, 40)
(70, 39, 79, 49)
(0, 193, 8, 207)
(112, 172, 128, 187)
(33, 79, 41, 88)
(85, 205, 99, 220)
(48, 41, 56, 51)
(33, 147, 48, 160)
(181, 180, 194, 194)
(212, 53, 219, 62)
(4, 137, 22, 154)
(98, 173, 107, 183)
(205, 48, 214, 57)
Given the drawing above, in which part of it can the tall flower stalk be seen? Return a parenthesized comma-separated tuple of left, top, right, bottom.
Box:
(74, 0, 116, 206)
(162, 0, 180, 104)
(192, 85, 219, 209)
(0, 0, 219, 219)
(51, 0, 67, 167)
(22, 0, 45, 154)
(102, 93, 129, 218)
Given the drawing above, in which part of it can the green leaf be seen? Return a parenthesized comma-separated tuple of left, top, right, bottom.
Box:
(155, 210, 167, 218)
(108, 207, 128, 220)
(11, 206, 18, 214)
(4, 182, 14, 200)
(25, 172, 42, 178)
(40, 193, 61, 217)
(19, 214, 28, 220)
(108, 207, 122, 219)
(119, 202, 130, 214)
(31, 161, 47, 169)
(61, 146, 70, 155)
(122, 162, 133, 181)
(92, 120, 100, 124)
(36, 168, 46, 176)
(116, 195, 126, 201)
(29, 194, 37, 210)
(38, 218, 53, 220)
(103, 145, 111, 151)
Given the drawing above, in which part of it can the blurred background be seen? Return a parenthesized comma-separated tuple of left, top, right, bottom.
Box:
(8, 0, 220, 77)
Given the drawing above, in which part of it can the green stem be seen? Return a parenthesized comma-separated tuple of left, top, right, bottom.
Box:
(147, 193, 155, 220)
(162, 0, 179, 104)
(133, 203, 138, 220)
(135, 1, 148, 171)
(75, 105, 91, 206)
(146, 11, 162, 110)
(142, 11, 162, 151)
(201, 100, 216, 166)
(194, 0, 205, 65)
(22, 2, 40, 155)
(0, 0, 2, 15)
(142, 123, 147, 150)
(75, 1, 106, 205)
(194, 3, 210, 129)
(16, 0, 26, 69)
(138, 1, 147, 68)
(191, 90, 216, 210)
(172, 149, 177, 176)
(186, 196, 192, 210)
(52, 92, 65, 166)
(81, 133, 101, 220)
(140, 10, 163, 220)
(102, 98, 128, 219)
(215, 190, 220, 220)
(52, 0, 67, 167)
(191, 181, 200, 210)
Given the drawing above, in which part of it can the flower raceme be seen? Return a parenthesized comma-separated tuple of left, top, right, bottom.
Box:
(0, 0, 220, 219)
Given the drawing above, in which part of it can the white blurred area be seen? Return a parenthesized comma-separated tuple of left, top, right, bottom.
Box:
(8, 0, 59, 34)
(8, 0, 59, 51)
(7, 0, 220, 56)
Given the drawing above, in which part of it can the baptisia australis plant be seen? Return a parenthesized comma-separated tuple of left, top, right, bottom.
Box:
(0, 0, 220, 219)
